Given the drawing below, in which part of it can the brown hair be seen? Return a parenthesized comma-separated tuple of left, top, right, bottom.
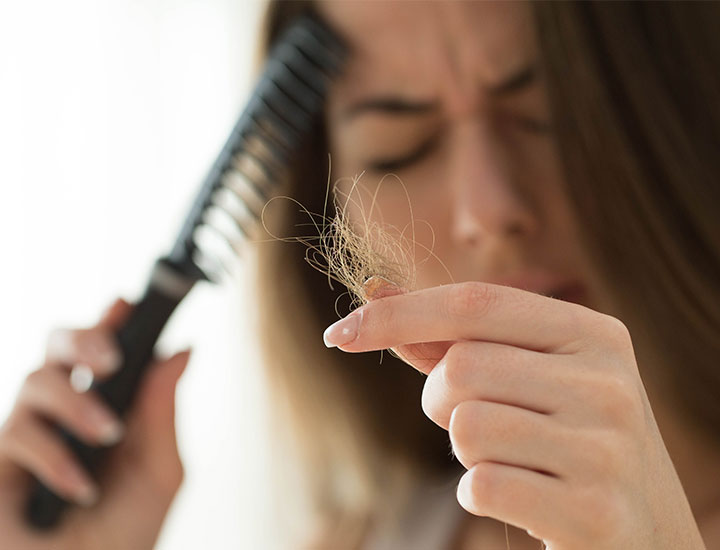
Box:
(250, 2, 720, 547)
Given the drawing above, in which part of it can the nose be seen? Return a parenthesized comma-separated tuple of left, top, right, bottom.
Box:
(446, 118, 536, 246)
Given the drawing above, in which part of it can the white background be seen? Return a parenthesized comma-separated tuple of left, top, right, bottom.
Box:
(0, 1, 277, 548)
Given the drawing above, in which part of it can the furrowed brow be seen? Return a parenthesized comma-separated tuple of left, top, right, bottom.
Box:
(341, 63, 537, 121)
(342, 98, 439, 121)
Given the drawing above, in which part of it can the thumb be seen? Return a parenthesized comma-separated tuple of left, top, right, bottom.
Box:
(361, 276, 450, 374)
(97, 296, 134, 330)
(120, 348, 192, 492)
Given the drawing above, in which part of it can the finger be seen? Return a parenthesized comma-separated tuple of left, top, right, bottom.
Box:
(19, 368, 124, 447)
(324, 281, 599, 354)
(133, 349, 190, 452)
(456, 461, 569, 543)
(44, 326, 122, 376)
(393, 340, 453, 374)
(448, 400, 569, 476)
(0, 412, 98, 506)
(115, 349, 191, 495)
(361, 275, 406, 301)
(421, 341, 579, 427)
(96, 296, 134, 330)
(361, 276, 448, 370)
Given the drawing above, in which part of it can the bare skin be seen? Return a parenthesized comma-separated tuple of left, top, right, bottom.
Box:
(324, 280, 708, 549)
(0, 2, 718, 549)
(0, 298, 190, 549)
(317, 0, 720, 547)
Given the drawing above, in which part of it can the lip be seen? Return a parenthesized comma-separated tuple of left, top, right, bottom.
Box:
(551, 282, 588, 305)
(485, 273, 580, 296)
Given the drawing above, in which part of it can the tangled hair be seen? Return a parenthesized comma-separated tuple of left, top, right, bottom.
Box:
(261, 163, 457, 311)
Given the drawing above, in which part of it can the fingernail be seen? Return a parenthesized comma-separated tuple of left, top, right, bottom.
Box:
(98, 420, 124, 446)
(75, 483, 99, 507)
(89, 339, 122, 373)
(323, 312, 361, 348)
(99, 348, 122, 373)
(86, 407, 124, 445)
(361, 275, 403, 300)
(62, 463, 98, 507)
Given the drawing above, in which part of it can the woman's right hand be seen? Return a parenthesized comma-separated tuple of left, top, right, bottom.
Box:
(0, 298, 191, 550)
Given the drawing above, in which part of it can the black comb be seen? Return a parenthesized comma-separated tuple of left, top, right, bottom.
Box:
(25, 12, 347, 529)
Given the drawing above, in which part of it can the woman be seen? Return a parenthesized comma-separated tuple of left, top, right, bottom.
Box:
(0, 1, 718, 548)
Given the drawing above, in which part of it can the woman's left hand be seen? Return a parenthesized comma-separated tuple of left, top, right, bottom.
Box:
(322, 280, 707, 550)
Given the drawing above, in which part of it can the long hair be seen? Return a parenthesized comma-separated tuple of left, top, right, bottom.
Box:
(534, 2, 720, 435)
(251, 2, 720, 547)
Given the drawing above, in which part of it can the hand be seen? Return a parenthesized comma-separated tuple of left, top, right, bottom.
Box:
(323, 279, 706, 550)
(0, 298, 190, 550)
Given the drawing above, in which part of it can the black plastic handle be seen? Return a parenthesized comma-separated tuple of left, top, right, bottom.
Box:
(25, 257, 197, 529)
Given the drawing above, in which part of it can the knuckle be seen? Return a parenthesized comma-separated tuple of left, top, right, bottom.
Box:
(172, 460, 186, 489)
(44, 327, 66, 356)
(47, 326, 79, 357)
(441, 343, 475, 390)
(584, 434, 623, 480)
(446, 282, 497, 320)
(23, 368, 46, 390)
(574, 485, 625, 539)
(595, 375, 641, 429)
(598, 314, 633, 352)
(154, 457, 185, 495)
(0, 411, 23, 445)
(449, 401, 478, 448)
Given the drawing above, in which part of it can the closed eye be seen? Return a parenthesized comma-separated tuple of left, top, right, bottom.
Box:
(512, 115, 553, 134)
(365, 135, 440, 173)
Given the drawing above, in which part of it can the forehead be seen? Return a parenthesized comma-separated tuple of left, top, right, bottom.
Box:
(317, 0, 536, 103)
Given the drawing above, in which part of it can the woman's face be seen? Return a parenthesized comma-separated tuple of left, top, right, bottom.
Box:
(318, 0, 599, 308)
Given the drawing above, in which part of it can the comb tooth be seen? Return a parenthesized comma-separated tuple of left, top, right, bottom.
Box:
(294, 22, 345, 75)
(192, 220, 245, 281)
(204, 203, 254, 247)
(223, 168, 268, 218)
(211, 186, 258, 232)
(266, 58, 320, 115)
(252, 95, 301, 150)
(264, 78, 313, 132)
(191, 232, 233, 285)
(245, 118, 292, 167)
(230, 145, 271, 182)
(240, 131, 284, 177)
(272, 41, 329, 96)
(256, 91, 306, 139)
(229, 149, 275, 193)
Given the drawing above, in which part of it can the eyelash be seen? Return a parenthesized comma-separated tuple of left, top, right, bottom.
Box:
(366, 136, 440, 173)
(365, 117, 552, 173)
(511, 115, 553, 134)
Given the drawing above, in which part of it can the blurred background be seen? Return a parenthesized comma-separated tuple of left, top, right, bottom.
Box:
(0, 0, 276, 547)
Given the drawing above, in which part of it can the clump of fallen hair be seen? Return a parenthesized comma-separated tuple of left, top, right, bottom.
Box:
(261, 162, 451, 313)
(307, 172, 417, 309)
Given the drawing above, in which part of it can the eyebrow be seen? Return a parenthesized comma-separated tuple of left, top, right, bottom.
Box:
(342, 63, 537, 121)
